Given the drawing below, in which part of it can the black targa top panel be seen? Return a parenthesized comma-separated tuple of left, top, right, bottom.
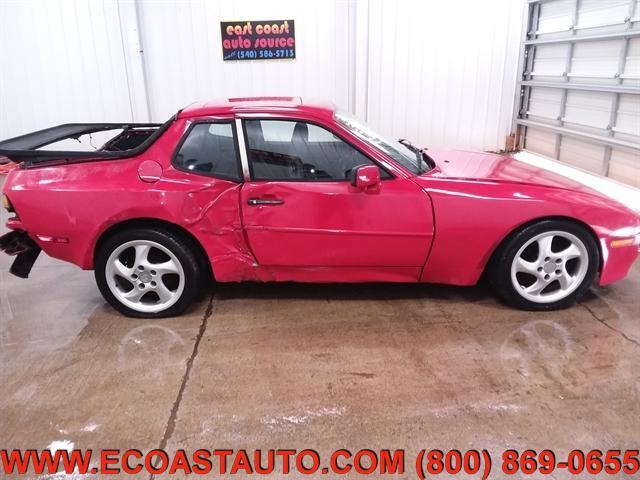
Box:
(0, 120, 172, 166)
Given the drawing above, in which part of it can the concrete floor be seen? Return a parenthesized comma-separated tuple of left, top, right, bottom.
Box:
(1, 177, 639, 479)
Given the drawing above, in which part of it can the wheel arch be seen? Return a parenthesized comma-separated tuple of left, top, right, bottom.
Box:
(93, 218, 214, 281)
(483, 215, 603, 280)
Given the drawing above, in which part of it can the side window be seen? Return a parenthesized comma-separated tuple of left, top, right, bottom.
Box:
(173, 122, 241, 181)
(244, 119, 391, 181)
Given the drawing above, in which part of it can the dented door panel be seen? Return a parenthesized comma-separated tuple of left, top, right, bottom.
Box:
(240, 179, 434, 271)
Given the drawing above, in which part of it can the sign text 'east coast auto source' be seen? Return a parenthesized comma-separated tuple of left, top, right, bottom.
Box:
(220, 20, 295, 61)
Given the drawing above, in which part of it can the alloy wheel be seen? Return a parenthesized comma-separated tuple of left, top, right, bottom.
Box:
(510, 231, 589, 304)
(104, 240, 185, 313)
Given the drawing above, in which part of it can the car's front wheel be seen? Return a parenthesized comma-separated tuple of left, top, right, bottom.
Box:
(95, 227, 201, 318)
(490, 220, 599, 310)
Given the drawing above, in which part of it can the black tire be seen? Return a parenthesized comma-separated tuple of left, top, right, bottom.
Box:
(489, 220, 599, 311)
(95, 227, 201, 318)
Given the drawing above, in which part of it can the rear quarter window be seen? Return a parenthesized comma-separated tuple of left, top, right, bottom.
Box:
(173, 122, 242, 181)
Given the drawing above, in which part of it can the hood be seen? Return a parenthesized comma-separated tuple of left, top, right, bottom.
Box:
(425, 148, 592, 192)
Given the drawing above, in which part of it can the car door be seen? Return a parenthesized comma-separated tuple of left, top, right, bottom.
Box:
(239, 117, 434, 278)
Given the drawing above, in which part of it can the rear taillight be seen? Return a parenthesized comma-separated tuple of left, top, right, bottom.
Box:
(1, 194, 14, 213)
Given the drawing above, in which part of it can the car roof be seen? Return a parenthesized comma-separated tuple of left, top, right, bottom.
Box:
(178, 97, 336, 119)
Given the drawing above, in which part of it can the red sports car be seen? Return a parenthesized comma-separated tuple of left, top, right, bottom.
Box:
(1, 97, 638, 317)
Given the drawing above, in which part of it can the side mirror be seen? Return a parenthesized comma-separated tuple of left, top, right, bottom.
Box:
(351, 165, 381, 194)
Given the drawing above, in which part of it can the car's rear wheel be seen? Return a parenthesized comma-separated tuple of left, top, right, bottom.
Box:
(490, 220, 599, 310)
(95, 228, 201, 318)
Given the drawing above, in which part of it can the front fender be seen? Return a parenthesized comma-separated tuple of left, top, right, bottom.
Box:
(415, 177, 640, 286)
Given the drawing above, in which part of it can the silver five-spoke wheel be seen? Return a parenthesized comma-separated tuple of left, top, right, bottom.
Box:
(105, 240, 185, 313)
(510, 230, 589, 304)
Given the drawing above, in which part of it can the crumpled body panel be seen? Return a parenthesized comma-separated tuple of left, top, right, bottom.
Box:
(2, 118, 260, 281)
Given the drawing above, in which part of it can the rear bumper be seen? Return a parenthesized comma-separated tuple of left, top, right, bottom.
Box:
(5, 214, 81, 270)
(0, 230, 41, 278)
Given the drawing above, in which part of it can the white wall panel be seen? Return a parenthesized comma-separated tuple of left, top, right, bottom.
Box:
(610, 148, 640, 187)
(1, 0, 526, 155)
(616, 94, 640, 138)
(537, 0, 574, 34)
(0, 0, 134, 138)
(570, 40, 622, 82)
(563, 90, 613, 130)
(528, 87, 563, 120)
(364, 0, 525, 152)
(558, 136, 607, 173)
(524, 127, 557, 158)
(137, 0, 354, 121)
(623, 37, 640, 86)
(577, 0, 631, 30)
(531, 44, 570, 78)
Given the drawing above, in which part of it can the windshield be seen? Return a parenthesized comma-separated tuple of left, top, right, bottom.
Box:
(334, 110, 428, 174)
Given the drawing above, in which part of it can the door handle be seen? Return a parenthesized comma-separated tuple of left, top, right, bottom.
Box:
(247, 198, 285, 206)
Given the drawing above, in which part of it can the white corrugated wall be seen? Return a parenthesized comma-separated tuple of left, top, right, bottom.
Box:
(364, 0, 525, 151)
(0, 0, 134, 137)
(136, 0, 355, 121)
(0, 0, 525, 153)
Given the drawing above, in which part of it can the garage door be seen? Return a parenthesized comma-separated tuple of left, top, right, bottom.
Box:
(514, 0, 640, 187)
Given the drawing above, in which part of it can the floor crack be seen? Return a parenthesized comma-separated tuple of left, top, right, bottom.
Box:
(580, 302, 640, 349)
(150, 292, 215, 479)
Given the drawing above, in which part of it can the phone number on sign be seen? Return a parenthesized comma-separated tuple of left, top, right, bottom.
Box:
(415, 449, 640, 479)
(236, 49, 294, 59)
